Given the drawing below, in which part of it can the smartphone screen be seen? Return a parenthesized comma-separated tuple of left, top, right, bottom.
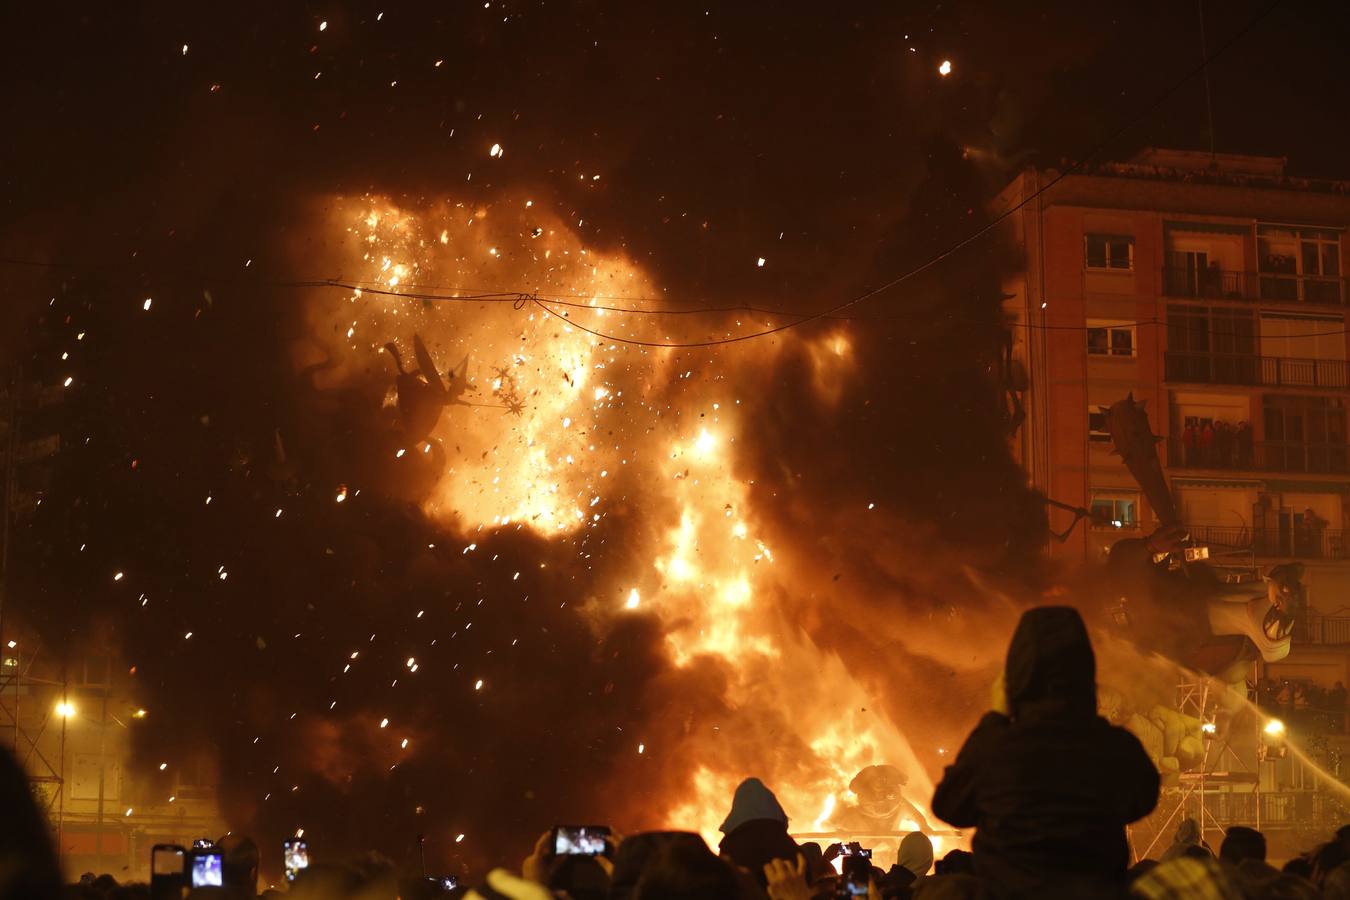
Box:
(841, 856, 870, 896)
(284, 839, 310, 882)
(190, 850, 223, 888)
(552, 825, 610, 856)
(192, 838, 213, 850)
(150, 845, 186, 900)
(152, 845, 185, 876)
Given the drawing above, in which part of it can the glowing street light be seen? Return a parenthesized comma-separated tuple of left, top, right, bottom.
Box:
(1264, 718, 1286, 737)
(55, 700, 76, 719)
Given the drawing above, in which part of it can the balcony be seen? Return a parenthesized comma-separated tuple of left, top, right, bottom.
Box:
(1185, 523, 1350, 560)
(1296, 615, 1350, 644)
(1164, 351, 1350, 390)
(1163, 257, 1346, 306)
(1166, 437, 1349, 475)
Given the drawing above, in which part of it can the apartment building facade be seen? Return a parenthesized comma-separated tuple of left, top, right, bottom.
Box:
(998, 147, 1350, 693)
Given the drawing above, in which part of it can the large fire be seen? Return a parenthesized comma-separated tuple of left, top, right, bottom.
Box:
(300, 193, 944, 857)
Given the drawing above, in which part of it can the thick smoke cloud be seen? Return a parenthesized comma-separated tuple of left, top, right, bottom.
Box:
(8, 0, 1339, 879)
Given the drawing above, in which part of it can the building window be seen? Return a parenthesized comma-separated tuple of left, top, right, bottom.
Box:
(1165, 305, 1258, 384)
(1258, 225, 1343, 304)
(1263, 395, 1348, 473)
(1087, 320, 1136, 357)
(1090, 492, 1139, 529)
(1088, 407, 1112, 443)
(1086, 234, 1134, 271)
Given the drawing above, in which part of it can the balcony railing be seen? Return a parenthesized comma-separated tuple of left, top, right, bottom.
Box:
(1184, 523, 1350, 560)
(1164, 351, 1350, 390)
(1166, 437, 1350, 475)
(1163, 256, 1346, 306)
(1295, 615, 1350, 644)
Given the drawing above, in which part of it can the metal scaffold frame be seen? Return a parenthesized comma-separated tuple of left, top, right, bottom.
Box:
(0, 647, 70, 839)
(1131, 665, 1262, 860)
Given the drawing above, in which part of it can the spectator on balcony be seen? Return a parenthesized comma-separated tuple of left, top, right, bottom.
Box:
(1236, 422, 1253, 468)
(1199, 422, 1215, 467)
(1277, 681, 1294, 719)
(1213, 421, 1231, 468)
(1205, 260, 1224, 298)
(1293, 682, 1310, 729)
(1331, 683, 1347, 733)
(1301, 508, 1327, 558)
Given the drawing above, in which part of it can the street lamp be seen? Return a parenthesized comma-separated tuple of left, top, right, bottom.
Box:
(54, 700, 76, 719)
(1260, 718, 1287, 761)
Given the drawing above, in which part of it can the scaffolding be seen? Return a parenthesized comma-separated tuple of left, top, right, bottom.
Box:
(1130, 667, 1262, 860)
(0, 646, 70, 840)
(0, 363, 72, 848)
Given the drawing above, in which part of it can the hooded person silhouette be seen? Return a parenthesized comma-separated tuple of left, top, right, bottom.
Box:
(932, 606, 1160, 897)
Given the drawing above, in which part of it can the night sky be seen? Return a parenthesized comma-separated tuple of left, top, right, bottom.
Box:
(2, 0, 1348, 879)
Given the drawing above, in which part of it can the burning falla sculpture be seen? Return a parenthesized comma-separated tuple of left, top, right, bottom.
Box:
(1101, 393, 1300, 680)
(383, 334, 471, 443)
(1099, 395, 1301, 781)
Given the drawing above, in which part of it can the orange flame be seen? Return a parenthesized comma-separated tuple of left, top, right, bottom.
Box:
(303, 194, 943, 860)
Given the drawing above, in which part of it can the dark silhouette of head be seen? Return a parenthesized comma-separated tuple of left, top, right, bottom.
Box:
(1219, 826, 1266, 864)
(611, 833, 708, 900)
(1004, 606, 1097, 720)
(1315, 841, 1350, 887)
(632, 836, 740, 900)
(216, 833, 259, 895)
(935, 849, 975, 876)
(0, 746, 61, 900)
(546, 856, 609, 900)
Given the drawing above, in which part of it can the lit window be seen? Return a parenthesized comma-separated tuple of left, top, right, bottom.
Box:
(1088, 407, 1112, 444)
(1086, 234, 1134, 271)
(1090, 493, 1139, 529)
(1087, 320, 1136, 357)
(1258, 225, 1342, 304)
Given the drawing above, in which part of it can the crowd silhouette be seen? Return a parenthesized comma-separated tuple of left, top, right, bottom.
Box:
(11, 607, 1350, 900)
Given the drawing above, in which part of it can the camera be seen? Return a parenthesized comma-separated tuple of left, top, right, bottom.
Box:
(284, 838, 311, 882)
(551, 825, 611, 857)
(189, 848, 223, 888)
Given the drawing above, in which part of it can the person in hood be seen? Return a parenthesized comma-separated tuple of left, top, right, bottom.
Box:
(930, 606, 1160, 896)
(1161, 818, 1212, 861)
(882, 832, 935, 897)
(718, 778, 801, 888)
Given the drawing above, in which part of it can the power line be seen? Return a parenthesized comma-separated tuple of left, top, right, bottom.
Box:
(0, 0, 1292, 349)
(7, 256, 1346, 342)
(517, 0, 1288, 348)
